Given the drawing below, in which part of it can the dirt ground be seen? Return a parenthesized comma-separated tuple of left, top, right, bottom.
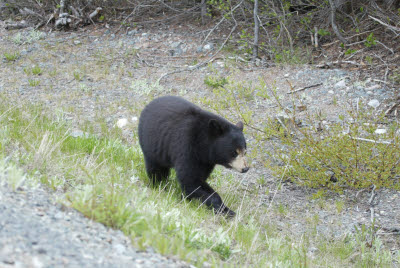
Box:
(0, 21, 399, 255)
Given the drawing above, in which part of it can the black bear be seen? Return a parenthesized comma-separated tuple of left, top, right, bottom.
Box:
(138, 96, 249, 217)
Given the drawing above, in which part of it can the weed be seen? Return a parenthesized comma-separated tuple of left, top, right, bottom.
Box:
(365, 55, 373, 64)
(335, 200, 344, 214)
(130, 79, 165, 96)
(365, 33, 377, 48)
(31, 65, 43, 75)
(73, 70, 84, 81)
(345, 48, 357, 55)
(28, 79, 40, 87)
(317, 29, 330, 37)
(204, 75, 228, 89)
(4, 51, 20, 62)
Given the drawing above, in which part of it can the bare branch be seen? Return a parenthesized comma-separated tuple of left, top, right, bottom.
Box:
(328, 0, 347, 44)
(287, 83, 322, 94)
(369, 15, 400, 34)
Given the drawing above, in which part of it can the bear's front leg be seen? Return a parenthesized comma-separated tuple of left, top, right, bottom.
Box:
(181, 181, 235, 217)
(200, 182, 236, 217)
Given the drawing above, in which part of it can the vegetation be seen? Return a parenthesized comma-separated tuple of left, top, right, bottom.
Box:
(202, 75, 400, 192)
(0, 94, 398, 267)
(2, 1, 399, 79)
(1, 0, 399, 266)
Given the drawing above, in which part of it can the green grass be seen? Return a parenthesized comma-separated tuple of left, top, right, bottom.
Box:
(0, 97, 398, 267)
(3, 51, 20, 62)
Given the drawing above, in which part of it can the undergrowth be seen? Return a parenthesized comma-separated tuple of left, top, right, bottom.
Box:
(0, 97, 398, 267)
(201, 74, 400, 193)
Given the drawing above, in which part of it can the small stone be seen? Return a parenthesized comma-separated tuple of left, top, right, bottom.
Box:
(374, 129, 387, 134)
(367, 99, 380, 109)
(328, 90, 334, 94)
(131, 116, 138, 122)
(127, 30, 137, 36)
(73, 40, 81, 45)
(70, 129, 84, 138)
(380, 211, 385, 215)
(284, 73, 289, 78)
(203, 43, 213, 51)
(170, 41, 182, 49)
(141, 33, 148, 37)
(116, 118, 128, 128)
(334, 80, 346, 88)
(366, 84, 380, 91)
(113, 243, 126, 254)
(54, 211, 63, 219)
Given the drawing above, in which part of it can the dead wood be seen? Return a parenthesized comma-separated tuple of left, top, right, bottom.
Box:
(287, 83, 322, 94)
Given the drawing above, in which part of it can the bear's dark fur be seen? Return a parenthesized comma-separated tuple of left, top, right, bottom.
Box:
(138, 96, 249, 217)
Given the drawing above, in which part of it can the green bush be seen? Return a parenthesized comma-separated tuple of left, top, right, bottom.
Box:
(201, 75, 400, 192)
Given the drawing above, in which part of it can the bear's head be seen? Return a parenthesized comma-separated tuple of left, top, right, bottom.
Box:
(209, 120, 249, 173)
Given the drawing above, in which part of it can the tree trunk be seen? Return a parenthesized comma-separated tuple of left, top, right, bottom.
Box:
(252, 0, 260, 61)
(201, 0, 207, 25)
(328, 0, 348, 44)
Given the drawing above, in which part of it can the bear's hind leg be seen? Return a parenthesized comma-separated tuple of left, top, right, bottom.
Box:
(144, 159, 170, 185)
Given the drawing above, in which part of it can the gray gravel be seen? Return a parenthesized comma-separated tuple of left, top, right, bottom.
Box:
(0, 182, 190, 268)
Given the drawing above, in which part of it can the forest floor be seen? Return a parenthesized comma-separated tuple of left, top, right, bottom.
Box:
(0, 20, 399, 267)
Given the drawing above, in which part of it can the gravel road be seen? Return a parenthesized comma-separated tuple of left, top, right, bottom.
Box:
(0, 180, 190, 268)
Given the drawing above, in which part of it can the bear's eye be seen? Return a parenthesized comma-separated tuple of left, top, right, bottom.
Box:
(232, 151, 238, 158)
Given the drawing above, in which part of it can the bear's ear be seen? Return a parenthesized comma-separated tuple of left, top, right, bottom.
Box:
(236, 121, 244, 131)
(209, 119, 224, 137)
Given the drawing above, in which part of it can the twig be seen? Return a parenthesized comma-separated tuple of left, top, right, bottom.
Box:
(369, 185, 379, 223)
(376, 41, 394, 54)
(89, 7, 102, 20)
(5, 22, 29, 30)
(385, 103, 398, 116)
(314, 26, 318, 48)
(201, 0, 244, 45)
(322, 31, 374, 47)
(369, 15, 400, 34)
(351, 137, 391, 145)
(158, 1, 243, 83)
(373, 79, 390, 85)
(316, 60, 361, 68)
(287, 83, 322, 94)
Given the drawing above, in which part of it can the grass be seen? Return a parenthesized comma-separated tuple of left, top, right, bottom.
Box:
(3, 51, 20, 62)
(0, 97, 398, 267)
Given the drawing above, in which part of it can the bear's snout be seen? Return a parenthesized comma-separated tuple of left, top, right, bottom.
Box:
(229, 151, 249, 173)
(241, 167, 249, 173)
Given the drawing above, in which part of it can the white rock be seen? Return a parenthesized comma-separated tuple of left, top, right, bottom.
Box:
(131, 116, 138, 122)
(334, 80, 346, 88)
(116, 118, 128, 128)
(367, 84, 380, 91)
(367, 99, 380, 109)
(284, 73, 289, 78)
(328, 90, 334, 94)
(203, 43, 213, 50)
(112, 243, 126, 254)
(374, 129, 387, 134)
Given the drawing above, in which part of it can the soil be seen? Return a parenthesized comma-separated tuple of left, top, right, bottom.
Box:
(0, 20, 399, 265)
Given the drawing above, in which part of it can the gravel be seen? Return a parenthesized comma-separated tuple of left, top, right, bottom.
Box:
(0, 182, 190, 268)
